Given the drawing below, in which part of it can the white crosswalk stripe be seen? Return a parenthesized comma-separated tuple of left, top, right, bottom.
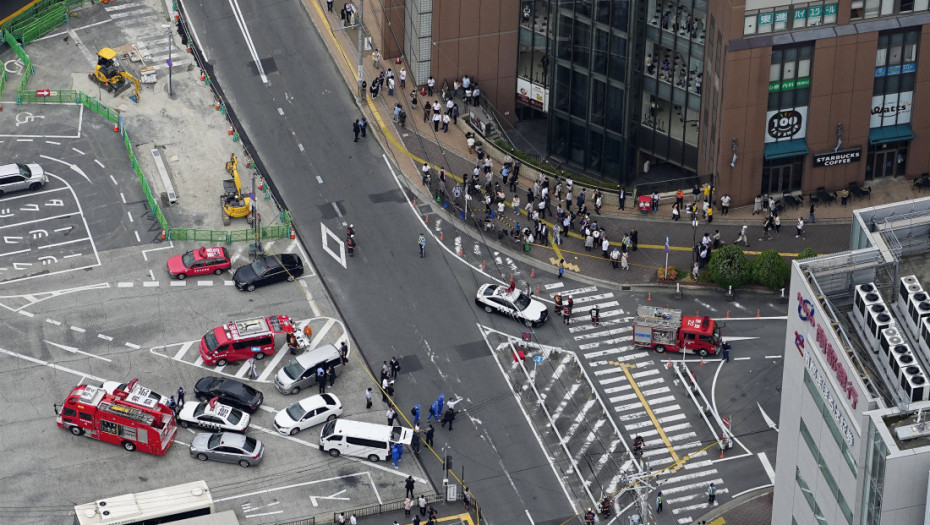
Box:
(557, 284, 727, 520)
(105, 2, 189, 73)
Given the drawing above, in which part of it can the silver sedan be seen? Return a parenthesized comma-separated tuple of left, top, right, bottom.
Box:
(189, 432, 264, 467)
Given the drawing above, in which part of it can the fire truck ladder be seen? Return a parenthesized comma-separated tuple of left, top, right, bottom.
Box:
(635, 305, 682, 328)
(101, 401, 156, 426)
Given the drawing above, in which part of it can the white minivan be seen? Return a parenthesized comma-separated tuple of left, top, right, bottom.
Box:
(319, 419, 413, 462)
(274, 344, 343, 395)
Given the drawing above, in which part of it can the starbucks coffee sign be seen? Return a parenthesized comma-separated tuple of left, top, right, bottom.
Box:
(813, 148, 862, 168)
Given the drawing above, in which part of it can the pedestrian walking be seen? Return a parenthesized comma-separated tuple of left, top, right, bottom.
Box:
(610, 247, 620, 269)
(656, 491, 664, 513)
(338, 512, 346, 524)
(840, 188, 849, 207)
(327, 0, 333, 11)
(391, 443, 403, 467)
(462, 487, 471, 510)
(808, 202, 817, 223)
(753, 195, 762, 215)
(707, 483, 717, 504)
(411, 403, 421, 426)
(400, 67, 407, 88)
(436, 393, 445, 415)
(425, 424, 435, 446)
(352, 119, 360, 142)
(419, 495, 428, 516)
(386, 407, 396, 426)
(366, 387, 373, 409)
(721, 193, 731, 215)
(432, 111, 441, 132)
(590, 305, 600, 326)
(735, 224, 750, 247)
(796, 217, 805, 238)
(404, 497, 413, 516)
(562, 299, 572, 325)
(621, 251, 630, 270)
(722, 341, 731, 362)
(167, 395, 178, 416)
(405, 476, 416, 499)
(349, 513, 357, 525)
(177, 386, 186, 407)
(441, 408, 456, 430)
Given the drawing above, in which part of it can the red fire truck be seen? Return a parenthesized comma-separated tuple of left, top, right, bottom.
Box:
(200, 315, 295, 366)
(56, 383, 177, 455)
(632, 306, 722, 356)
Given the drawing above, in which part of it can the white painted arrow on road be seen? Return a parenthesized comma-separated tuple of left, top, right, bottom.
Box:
(758, 402, 779, 432)
(309, 489, 348, 507)
(44, 340, 112, 362)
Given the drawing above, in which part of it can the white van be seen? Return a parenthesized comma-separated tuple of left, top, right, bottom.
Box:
(319, 419, 413, 462)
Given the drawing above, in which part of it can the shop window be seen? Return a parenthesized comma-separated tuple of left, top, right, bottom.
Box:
(774, 8, 790, 31)
(851, 0, 864, 18)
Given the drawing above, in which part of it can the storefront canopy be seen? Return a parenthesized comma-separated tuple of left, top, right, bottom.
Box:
(869, 124, 913, 145)
(764, 139, 809, 160)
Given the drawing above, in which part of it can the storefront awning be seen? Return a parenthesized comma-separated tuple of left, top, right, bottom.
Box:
(869, 124, 913, 145)
(764, 139, 809, 160)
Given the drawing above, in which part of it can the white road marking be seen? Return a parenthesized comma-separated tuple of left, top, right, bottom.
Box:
(125, 343, 140, 349)
(127, 211, 134, 223)
(72, 147, 85, 155)
(46, 140, 60, 145)
(320, 223, 347, 268)
(39, 155, 91, 183)
(316, 176, 323, 184)
(197, 280, 214, 286)
(117, 282, 133, 288)
(45, 340, 111, 362)
(170, 281, 187, 287)
(45, 318, 61, 326)
(95, 159, 105, 169)
(134, 231, 141, 243)
(174, 341, 198, 360)
(98, 334, 113, 341)
(70, 326, 85, 333)
(298, 143, 304, 152)
(120, 192, 126, 203)
(110, 174, 118, 185)
(227, 0, 269, 83)
(758, 452, 775, 483)
(143, 281, 159, 287)
(0, 347, 106, 382)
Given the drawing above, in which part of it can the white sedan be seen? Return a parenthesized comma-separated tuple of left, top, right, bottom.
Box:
(273, 393, 343, 435)
(475, 283, 549, 327)
(178, 398, 250, 433)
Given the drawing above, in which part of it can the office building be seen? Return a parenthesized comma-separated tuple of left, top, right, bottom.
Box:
(773, 196, 930, 524)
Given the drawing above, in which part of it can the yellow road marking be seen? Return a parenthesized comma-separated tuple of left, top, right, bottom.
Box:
(617, 362, 680, 465)
(708, 518, 726, 525)
(0, 0, 42, 28)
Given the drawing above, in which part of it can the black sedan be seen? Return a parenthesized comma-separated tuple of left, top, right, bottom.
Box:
(194, 376, 263, 413)
(233, 253, 303, 292)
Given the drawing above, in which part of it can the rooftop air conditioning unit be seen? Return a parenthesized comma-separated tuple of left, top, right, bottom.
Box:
(890, 344, 915, 381)
(902, 367, 929, 402)
(855, 283, 881, 325)
(881, 327, 905, 356)
(908, 297, 930, 340)
(899, 275, 923, 313)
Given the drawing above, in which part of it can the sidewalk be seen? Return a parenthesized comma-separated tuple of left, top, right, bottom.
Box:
(298, 0, 911, 293)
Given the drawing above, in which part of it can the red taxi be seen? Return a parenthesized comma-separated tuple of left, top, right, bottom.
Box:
(167, 246, 232, 280)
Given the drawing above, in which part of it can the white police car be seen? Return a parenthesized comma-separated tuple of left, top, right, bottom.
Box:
(178, 397, 250, 433)
(475, 283, 549, 327)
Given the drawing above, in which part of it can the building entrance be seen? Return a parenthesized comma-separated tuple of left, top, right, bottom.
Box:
(866, 142, 908, 180)
(761, 157, 804, 196)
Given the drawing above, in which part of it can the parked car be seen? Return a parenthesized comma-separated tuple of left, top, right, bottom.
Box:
(274, 393, 343, 435)
(233, 254, 303, 292)
(194, 376, 263, 413)
(0, 162, 46, 197)
(189, 431, 264, 467)
(167, 246, 232, 279)
(177, 398, 250, 433)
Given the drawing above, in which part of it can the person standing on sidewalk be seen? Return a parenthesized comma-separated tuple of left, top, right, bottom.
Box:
(621, 251, 630, 270)
(365, 387, 372, 408)
(432, 111, 441, 132)
(327, 0, 333, 11)
(809, 202, 817, 223)
(405, 476, 415, 499)
(442, 112, 450, 133)
(352, 119, 360, 142)
(400, 67, 407, 88)
(796, 217, 805, 238)
(553, 223, 562, 245)
(720, 193, 731, 215)
(427, 75, 435, 96)
(618, 186, 626, 210)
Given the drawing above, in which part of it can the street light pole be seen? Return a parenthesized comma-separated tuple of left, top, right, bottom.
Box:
(356, 0, 365, 103)
(161, 24, 173, 97)
(691, 215, 699, 268)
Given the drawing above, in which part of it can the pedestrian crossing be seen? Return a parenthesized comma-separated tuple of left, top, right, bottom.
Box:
(150, 317, 345, 383)
(104, 1, 189, 72)
(551, 283, 727, 524)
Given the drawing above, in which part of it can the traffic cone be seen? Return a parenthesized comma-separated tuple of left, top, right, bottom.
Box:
(647, 292, 652, 301)
(160, 230, 166, 240)
(510, 274, 515, 283)
(113, 123, 119, 132)
(440, 231, 444, 241)
(259, 178, 264, 190)
(290, 228, 296, 240)
(699, 356, 705, 366)
(536, 283, 541, 293)
(396, 56, 402, 64)
(531, 267, 536, 278)
(756, 308, 761, 318)
(726, 310, 730, 319)
(200, 69, 205, 81)
(667, 357, 672, 368)
(412, 197, 417, 206)
(228, 126, 234, 135)
(215, 100, 221, 110)
(424, 214, 429, 224)
(481, 260, 487, 270)
(458, 246, 464, 256)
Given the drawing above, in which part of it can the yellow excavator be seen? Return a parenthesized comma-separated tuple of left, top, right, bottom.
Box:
(222, 153, 254, 225)
(89, 48, 141, 102)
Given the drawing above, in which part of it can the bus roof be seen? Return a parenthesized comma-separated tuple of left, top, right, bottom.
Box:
(73, 481, 213, 525)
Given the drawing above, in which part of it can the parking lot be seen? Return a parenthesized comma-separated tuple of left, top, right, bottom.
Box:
(0, 1, 431, 522)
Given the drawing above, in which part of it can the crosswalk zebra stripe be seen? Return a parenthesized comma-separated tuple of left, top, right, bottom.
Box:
(569, 302, 622, 316)
(573, 326, 631, 341)
(584, 345, 639, 359)
(631, 368, 660, 379)
(658, 478, 724, 496)
(579, 335, 632, 350)
(550, 286, 597, 297)
(570, 293, 615, 304)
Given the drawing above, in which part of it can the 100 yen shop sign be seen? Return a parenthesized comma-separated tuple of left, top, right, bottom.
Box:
(768, 110, 804, 139)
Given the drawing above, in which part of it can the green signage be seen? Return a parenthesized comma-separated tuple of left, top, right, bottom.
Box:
(759, 12, 774, 24)
(776, 10, 789, 22)
(769, 77, 811, 92)
(825, 3, 837, 14)
(794, 7, 807, 19)
(809, 5, 823, 17)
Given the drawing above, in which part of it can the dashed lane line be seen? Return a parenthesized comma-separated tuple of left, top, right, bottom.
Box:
(70, 326, 85, 333)
(98, 334, 113, 341)
(124, 342, 140, 349)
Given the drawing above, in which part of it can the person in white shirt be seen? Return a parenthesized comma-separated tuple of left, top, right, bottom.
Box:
(720, 193, 731, 215)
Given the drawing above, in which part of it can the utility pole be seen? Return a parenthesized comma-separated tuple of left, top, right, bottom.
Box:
(356, 0, 365, 103)
(161, 24, 173, 97)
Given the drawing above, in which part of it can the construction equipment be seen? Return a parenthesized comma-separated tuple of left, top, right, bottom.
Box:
(222, 153, 254, 225)
(89, 48, 141, 101)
